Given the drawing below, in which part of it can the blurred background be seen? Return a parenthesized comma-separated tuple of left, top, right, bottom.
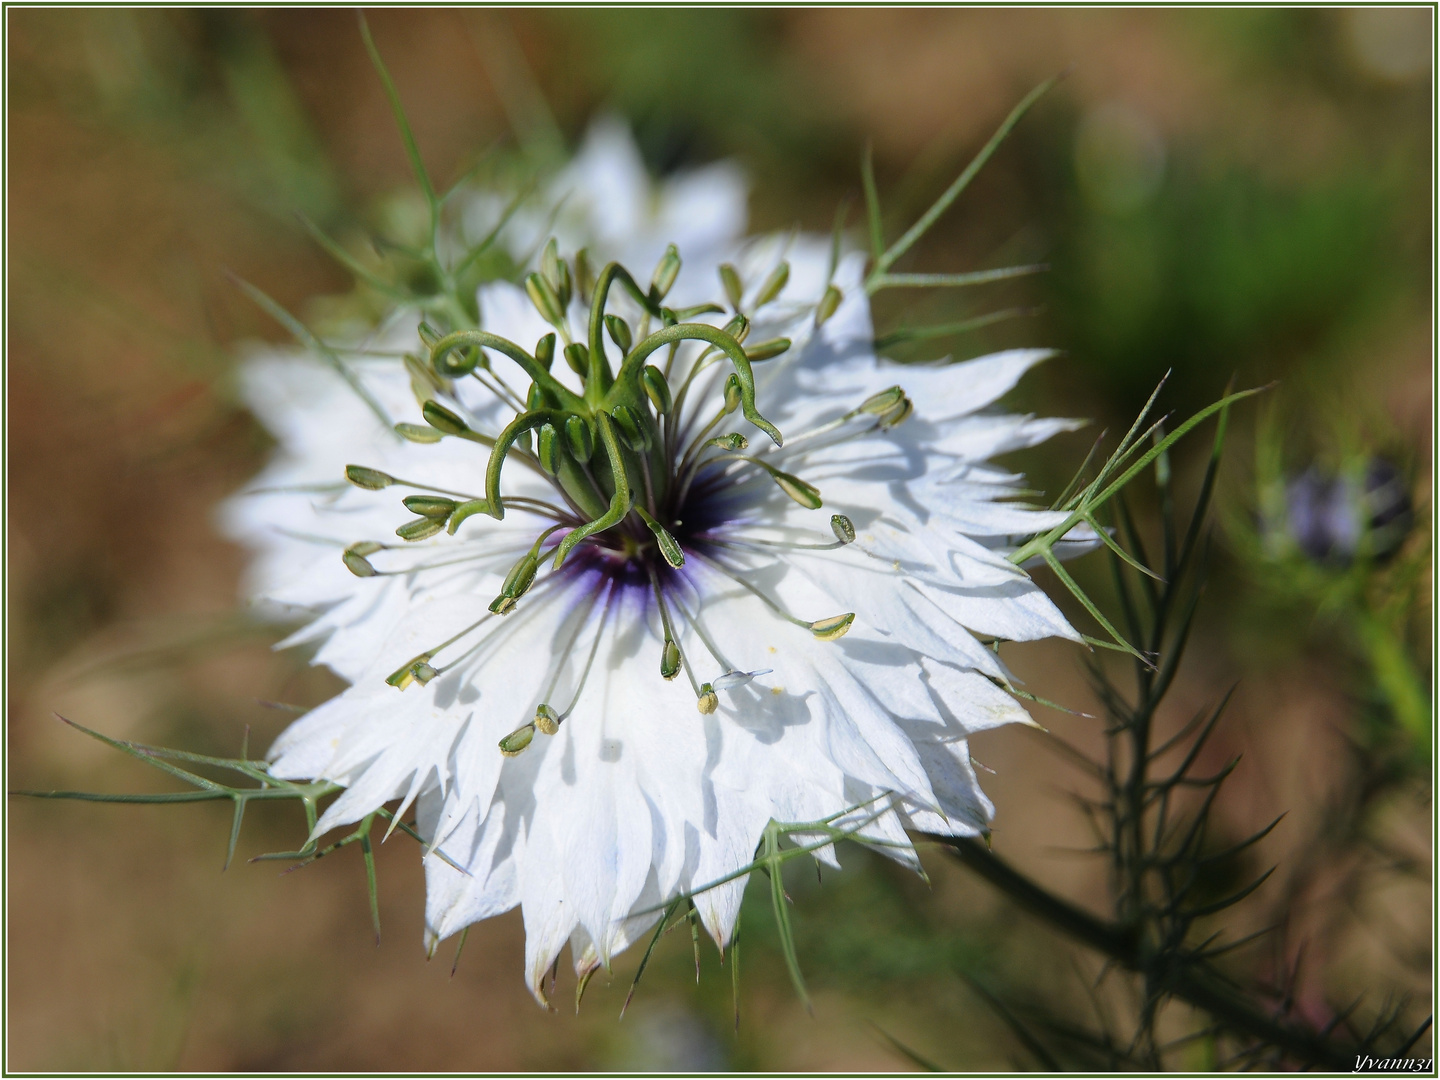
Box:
(7, 8, 1431, 1070)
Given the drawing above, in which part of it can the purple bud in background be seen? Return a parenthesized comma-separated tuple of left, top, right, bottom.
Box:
(1284, 458, 1412, 564)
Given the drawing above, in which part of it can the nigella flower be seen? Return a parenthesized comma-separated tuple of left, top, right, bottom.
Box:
(224, 220, 1087, 1003)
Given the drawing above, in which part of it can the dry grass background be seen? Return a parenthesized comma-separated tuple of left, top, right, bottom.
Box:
(7, 8, 1430, 1070)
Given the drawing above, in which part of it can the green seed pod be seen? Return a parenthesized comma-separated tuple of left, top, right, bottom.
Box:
(403, 495, 457, 519)
(831, 514, 856, 544)
(342, 548, 377, 577)
(574, 248, 594, 304)
(642, 365, 672, 414)
(525, 272, 566, 327)
(696, 683, 719, 714)
(422, 400, 470, 436)
(535, 704, 560, 736)
(719, 263, 744, 310)
(650, 243, 681, 301)
(565, 416, 594, 462)
(755, 261, 790, 307)
(660, 639, 682, 681)
(744, 338, 791, 363)
(396, 515, 446, 542)
(611, 404, 650, 451)
(447, 499, 491, 534)
(860, 386, 905, 415)
(722, 313, 750, 344)
(723, 374, 742, 414)
(535, 332, 556, 372)
(563, 342, 589, 377)
(345, 465, 394, 490)
(537, 423, 562, 476)
(604, 314, 633, 355)
(809, 613, 855, 642)
(498, 722, 536, 757)
(395, 422, 444, 443)
(815, 284, 843, 326)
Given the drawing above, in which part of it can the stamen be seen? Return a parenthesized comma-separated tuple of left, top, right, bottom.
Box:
(489, 525, 565, 614)
(740, 457, 822, 509)
(689, 550, 854, 642)
(635, 507, 684, 568)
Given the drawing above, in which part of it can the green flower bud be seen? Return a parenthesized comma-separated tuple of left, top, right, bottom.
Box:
(831, 514, 856, 544)
(565, 416, 595, 463)
(397, 515, 447, 542)
(815, 284, 843, 326)
(723, 374, 742, 414)
(809, 612, 855, 641)
(605, 314, 633, 355)
(422, 400, 470, 436)
(860, 386, 905, 415)
(719, 263, 743, 310)
(525, 271, 566, 327)
(661, 639, 682, 681)
(535, 703, 560, 736)
(535, 333, 556, 372)
(697, 684, 719, 714)
(642, 365, 672, 414)
(537, 423, 562, 476)
(564, 342, 589, 377)
(498, 722, 536, 756)
(722, 313, 750, 344)
(755, 261, 790, 307)
(744, 338, 791, 363)
(342, 548, 377, 577)
(447, 499, 491, 534)
(650, 243, 681, 301)
(345, 465, 394, 490)
(611, 404, 650, 451)
(396, 422, 444, 443)
(403, 495, 457, 519)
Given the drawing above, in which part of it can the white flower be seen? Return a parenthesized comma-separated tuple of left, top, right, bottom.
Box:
(223, 131, 1086, 1007)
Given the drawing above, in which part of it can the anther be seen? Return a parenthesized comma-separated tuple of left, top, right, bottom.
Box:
(808, 613, 855, 641)
(860, 386, 906, 415)
(661, 639, 682, 681)
(707, 433, 748, 452)
(878, 396, 914, 429)
(636, 507, 684, 568)
(343, 547, 378, 577)
(815, 284, 843, 326)
(696, 683, 719, 714)
(534, 704, 560, 736)
(563, 342, 589, 377)
(604, 314, 632, 355)
(396, 422, 444, 443)
(723, 374, 742, 414)
(750, 459, 822, 509)
(744, 338, 791, 363)
(397, 515, 447, 542)
(650, 244, 681, 302)
(754, 261, 790, 307)
(642, 365, 672, 414)
(541, 239, 572, 310)
(831, 514, 856, 544)
(525, 272, 567, 328)
(417, 323, 441, 350)
(719, 263, 743, 310)
(346, 465, 394, 490)
(490, 551, 539, 614)
(537, 423, 562, 476)
(422, 400, 470, 436)
(386, 652, 434, 689)
(574, 248, 594, 304)
(671, 303, 725, 320)
(499, 722, 536, 757)
(403, 495, 457, 519)
(611, 405, 650, 452)
(413, 662, 439, 685)
(722, 313, 750, 344)
(535, 333, 556, 372)
(564, 416, 594, 462)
